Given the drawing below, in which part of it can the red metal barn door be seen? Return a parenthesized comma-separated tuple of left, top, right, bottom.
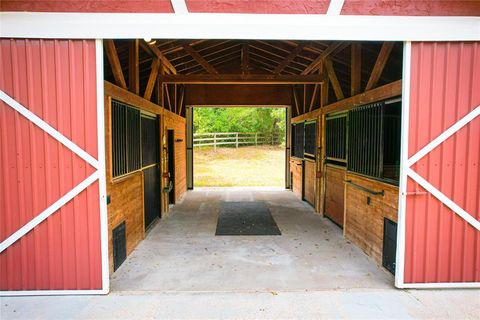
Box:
(0, 39, 108, 294)
(398, 42, 480, 288)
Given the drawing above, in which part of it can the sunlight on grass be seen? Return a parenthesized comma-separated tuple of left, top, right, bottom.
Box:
(194, 146, 285, 187)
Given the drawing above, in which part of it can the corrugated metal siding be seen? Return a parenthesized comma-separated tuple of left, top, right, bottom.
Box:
(405, 42, 480, 284)
(0, 39, 102, 290)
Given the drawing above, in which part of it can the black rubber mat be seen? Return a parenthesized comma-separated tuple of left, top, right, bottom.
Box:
(215, 201, 282, 236)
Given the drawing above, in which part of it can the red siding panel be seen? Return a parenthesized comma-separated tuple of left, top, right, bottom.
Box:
(185, 0, 330, 14)
(341, 0, 480, 16)
(1, 1, 173, 13)
(0, 39, 102, 291)
(405, 42, 480, 284)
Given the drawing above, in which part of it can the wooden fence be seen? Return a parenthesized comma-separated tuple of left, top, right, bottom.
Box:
(194, 132, 281, 150)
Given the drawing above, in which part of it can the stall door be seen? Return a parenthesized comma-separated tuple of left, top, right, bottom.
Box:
(0, 39, 107, 294)
(398, 42, 480, 288)
(141, 115, 160, 230)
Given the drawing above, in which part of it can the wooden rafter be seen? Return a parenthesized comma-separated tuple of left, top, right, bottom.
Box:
(242, 43, 249, 75)
(351, 43, 362, 96)
(161, 74, 324, 84)
(301, 42, 344, 75)
(365, 42, 394, 91)
(309, 84, 319, 112)
(143, 58, 161, 101)
(292, 85, 301, 116)
(273, 43, 305, 74)
(129, 39, 139, 95)
(140, 40, 177, 75)
(182, 43, 218, 75)
(324, 57, 344, 100)
(164, 84, 172, 111)
(177, 85, 185, 116)
(104, 40, 127, 89)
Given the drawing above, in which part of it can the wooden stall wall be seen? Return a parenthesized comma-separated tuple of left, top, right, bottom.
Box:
(163, 112, 187, 211)
(324, 165, 346, 227)
(344, 173, 398, 265)
(303, 160, 316, 206)
(104, 81, 187, 273)
(104, 94, 147, 274)
(290, 158, 303, 199)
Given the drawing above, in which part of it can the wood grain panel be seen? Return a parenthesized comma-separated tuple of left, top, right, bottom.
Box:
(290, 158, 303, 199)
(344, 173, 399, 266)
(303, 160, 316, 207)
(324, 165, 346, 227)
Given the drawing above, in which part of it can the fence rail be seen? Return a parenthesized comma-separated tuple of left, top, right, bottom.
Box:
(194, 132, 281, 150)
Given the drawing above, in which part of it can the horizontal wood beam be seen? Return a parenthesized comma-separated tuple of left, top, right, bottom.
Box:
(322, 79, 402, 114)
(291, 80, 402, 122)
(162, 74, 324, 84)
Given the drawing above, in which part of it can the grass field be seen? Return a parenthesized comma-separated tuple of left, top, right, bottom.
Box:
(194, 145, 285, 187)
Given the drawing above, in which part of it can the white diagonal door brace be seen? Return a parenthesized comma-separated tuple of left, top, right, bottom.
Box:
(0, 171, 100, 253)
(0, 90, 99, 170)
(406, 105, 480, 231)
(0, 90, 100, 252)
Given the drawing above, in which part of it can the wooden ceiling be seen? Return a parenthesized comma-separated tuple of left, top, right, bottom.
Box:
(104, 39, 402, 88)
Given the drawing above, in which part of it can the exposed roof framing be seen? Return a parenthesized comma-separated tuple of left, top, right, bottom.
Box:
(104, 39, 403, 105)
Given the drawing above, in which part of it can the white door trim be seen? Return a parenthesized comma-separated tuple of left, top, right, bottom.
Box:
(394, 41, 411, 289)
(1, 13, 479, 41)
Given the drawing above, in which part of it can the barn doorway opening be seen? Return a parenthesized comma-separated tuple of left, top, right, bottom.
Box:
(102, 38, 405, 292)
(191, 106, 287, 188)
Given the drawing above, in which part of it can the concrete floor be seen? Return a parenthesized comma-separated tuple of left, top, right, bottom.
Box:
(2, 188, 479, 319)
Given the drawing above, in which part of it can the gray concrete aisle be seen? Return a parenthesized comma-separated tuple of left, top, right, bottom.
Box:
(1, 188, 479, 319)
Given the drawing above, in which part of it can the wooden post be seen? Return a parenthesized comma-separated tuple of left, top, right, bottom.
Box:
(236, 133, 239, 148)
(214, 133, 217, 151)
(255, 133, 258, 146)
(272, 133, 274, 145)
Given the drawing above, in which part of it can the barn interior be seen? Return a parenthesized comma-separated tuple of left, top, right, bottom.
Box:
(103, 39, 403, 291)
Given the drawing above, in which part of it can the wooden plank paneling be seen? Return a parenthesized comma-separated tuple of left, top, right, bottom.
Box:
(324, 165, 346, 227)
(344, 172, 399, 266)
(104, 96, 144, 274)
(303, 160, 316, 206)
(290, 158, 303, 199)
(164, 114, 187, 204)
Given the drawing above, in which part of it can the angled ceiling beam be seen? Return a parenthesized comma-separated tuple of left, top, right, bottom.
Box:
(324, 57, 345, 100)
(182, 43, 219, 75)
(242, 43, 249, 75)
(129, 39, 140, 95)
(351, 43, 362, 96)
(162, 74, 324, 84)
(365, 42, 395, 91)
(139, 40, 177, 75)
(104, 40, 127, 89)
(274, 43, 306, 74)
(143, 58, 161, 101)
(301, 42, 344, 75)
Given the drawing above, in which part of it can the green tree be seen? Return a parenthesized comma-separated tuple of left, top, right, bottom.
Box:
(193, 107, 286, 144)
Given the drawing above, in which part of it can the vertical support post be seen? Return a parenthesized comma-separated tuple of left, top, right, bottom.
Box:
(214, 133, 217, 151)
(236, 133, 239, 148)
(95, 39, 110, 294)
(255, 133, 258, 146)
